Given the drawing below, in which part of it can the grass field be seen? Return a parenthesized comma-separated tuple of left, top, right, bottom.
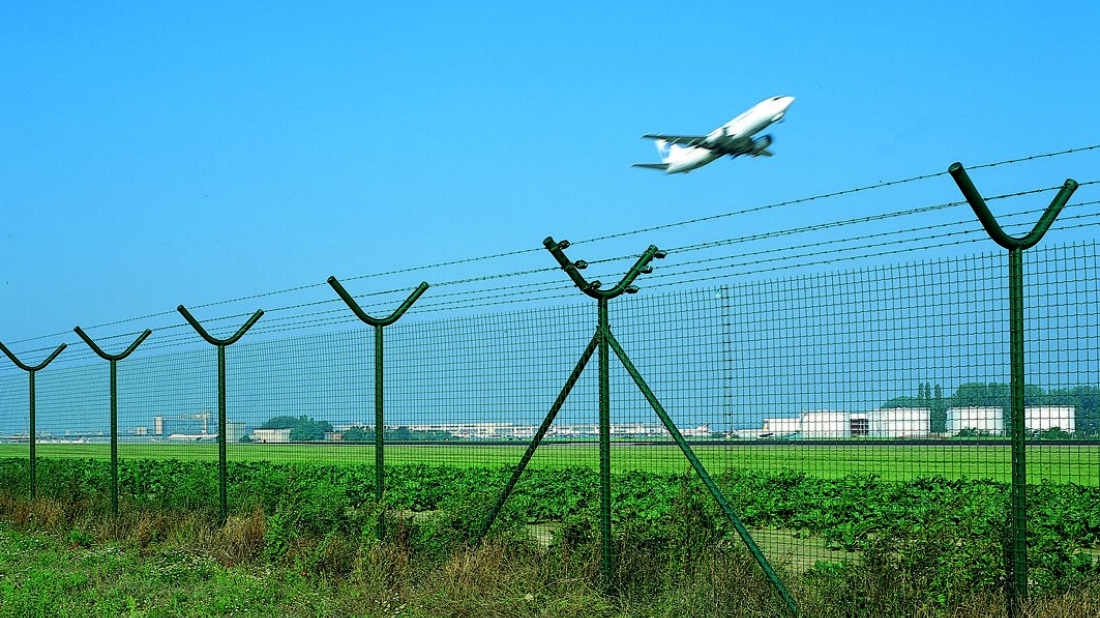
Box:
(3, 441, 1097, 485)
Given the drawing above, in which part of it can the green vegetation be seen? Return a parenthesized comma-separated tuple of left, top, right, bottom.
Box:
(339, 425, 372, 442)
(1, 456, 1099, 616)
(259, 415, 334, 442)
(4, 458, 1100, 577)
(1032, 427, 1076, 441)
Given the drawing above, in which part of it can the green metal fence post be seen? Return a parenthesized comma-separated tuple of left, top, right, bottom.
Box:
(540, 236, 800, 615)
(949, 162, 1077, 609)
(1008, 247, 1027, 604)
(543, 236, 660, 590)
(73, 327, 152, 516)
(597, 296, 613, 584)
(327, 276, 429, 539)
(29, 373, 35, 496)
(177, 306, 264, 524)
(0, 341, 66, 501)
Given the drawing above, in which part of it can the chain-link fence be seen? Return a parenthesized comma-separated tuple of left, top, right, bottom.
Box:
(2, 152, 1099, 613)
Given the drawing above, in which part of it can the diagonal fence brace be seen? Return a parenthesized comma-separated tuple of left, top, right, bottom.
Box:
(74, 327, 152, 516)
(480, 237, 799, 616)
(478, 336, 599, 539)
(607, 333, 798, 613)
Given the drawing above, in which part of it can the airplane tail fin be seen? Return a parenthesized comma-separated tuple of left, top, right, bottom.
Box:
(655, 138, 675, 163)
(633, 139, 684, 171)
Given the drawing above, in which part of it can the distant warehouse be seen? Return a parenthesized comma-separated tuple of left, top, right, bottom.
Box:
(251, 428, 292, 443)
(1026, 406, 1075, 433)
(800, 411, 851, 439)
(754, 405, 1078, 440)
(946, 407, 1004, 436)
(945, 406, 1075, 436)
(868, 408, 930, 438)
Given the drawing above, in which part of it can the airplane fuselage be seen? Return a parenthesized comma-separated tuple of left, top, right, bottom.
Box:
(636, 95, 794, 174)
(705, 97, 790, 150)
(657, 141, 720, 174)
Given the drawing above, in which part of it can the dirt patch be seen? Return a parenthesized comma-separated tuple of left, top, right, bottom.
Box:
(398, 513, 848, 573)
(525, 522, 558, 547)
(747, 528, 859, 572)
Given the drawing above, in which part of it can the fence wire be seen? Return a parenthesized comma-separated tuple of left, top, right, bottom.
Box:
(1, 150, 1099, 609)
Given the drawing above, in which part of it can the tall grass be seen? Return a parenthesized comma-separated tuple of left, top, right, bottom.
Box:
(2, 489, 1099, 617)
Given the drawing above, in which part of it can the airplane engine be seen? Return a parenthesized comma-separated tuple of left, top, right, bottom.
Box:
(750, 134, 774, 153)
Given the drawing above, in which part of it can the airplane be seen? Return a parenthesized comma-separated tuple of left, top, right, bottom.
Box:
(633, 95, 794, 174)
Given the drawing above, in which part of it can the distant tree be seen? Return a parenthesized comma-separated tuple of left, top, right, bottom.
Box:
(1044, 385, 1099, 436)
(342, 426, 375, 443)
(260, 415, 333, 441)
(881, 383, 947, 432)
(260, 415, 302, 429)
(880, 395, 923, 409)
(949, 382, 1045, 426)
(931, 384, 947, 434)
(949, 382, 1007, 409)
(288, 416, 333, 442)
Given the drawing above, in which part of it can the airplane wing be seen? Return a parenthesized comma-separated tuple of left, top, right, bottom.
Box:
(642, 133, 754, 153)
(641, 134, 708, 147)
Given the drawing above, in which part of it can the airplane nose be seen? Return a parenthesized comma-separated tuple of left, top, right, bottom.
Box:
(770, 96, 794, 122)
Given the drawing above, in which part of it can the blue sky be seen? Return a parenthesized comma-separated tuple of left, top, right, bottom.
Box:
(2, 2, 1098, 348)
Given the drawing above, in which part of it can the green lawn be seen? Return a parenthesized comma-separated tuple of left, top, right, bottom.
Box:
(3, 442, 1097, 485)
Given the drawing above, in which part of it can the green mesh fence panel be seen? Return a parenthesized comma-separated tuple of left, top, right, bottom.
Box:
(2, 246, 1097, 519)
(1, 155, 1098, 614)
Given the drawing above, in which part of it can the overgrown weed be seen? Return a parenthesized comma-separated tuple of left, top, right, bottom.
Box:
(2, 485, 1100, 616)
(215, 507, 266, 565)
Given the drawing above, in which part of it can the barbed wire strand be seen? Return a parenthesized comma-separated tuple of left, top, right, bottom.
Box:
(6, 146, 1096, 350)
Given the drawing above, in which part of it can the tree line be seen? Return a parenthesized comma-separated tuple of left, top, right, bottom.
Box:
(245, 415, 455, 442)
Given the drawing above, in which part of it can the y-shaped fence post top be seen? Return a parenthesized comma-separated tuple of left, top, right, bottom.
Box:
(0, 340, 66, 372)
(327, 276, 430, 326)
(176, 306, 264, 346)
(949, 162, 1078, 251)
(74, 327, 152, 361)
(543, 236, 666, 300)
